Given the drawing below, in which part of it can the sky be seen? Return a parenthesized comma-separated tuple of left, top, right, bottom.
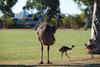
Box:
(12, 0, 81, 15)
(60, 0, 81, 15)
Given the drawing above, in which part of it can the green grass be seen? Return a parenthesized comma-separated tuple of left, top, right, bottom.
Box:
(0, 29, 91, 63)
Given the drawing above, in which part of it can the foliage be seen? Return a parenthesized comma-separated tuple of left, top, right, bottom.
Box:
(0, 17, 3, 28)
(0, 16, 15, 28)
(25, 0, 60, 17)
(0, 0, 18, 16)
(73, 0, 94, 25)
(73, 0, 93, 16)
(0, 0, 18, 28)
(0, 17, 3, 22)
(4, 16, 14, 28)
(62, 14, 84, 29)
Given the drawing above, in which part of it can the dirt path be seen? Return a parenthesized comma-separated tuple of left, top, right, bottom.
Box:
(0, 55, 100, 67)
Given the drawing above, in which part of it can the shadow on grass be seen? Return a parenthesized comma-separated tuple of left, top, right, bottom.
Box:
(0, 63, 100, 67)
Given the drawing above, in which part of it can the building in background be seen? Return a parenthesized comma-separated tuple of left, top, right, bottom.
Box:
(14, 10, 41, 29)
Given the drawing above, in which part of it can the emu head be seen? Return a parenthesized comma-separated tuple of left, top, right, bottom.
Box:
(85, 43, 87, 46)
(72, 45, 75, 48)
(59, 49, 61, 52)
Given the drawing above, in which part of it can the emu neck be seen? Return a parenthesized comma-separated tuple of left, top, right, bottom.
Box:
(70, 46, 74, 50)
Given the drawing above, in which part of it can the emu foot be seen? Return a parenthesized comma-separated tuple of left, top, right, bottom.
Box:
(68, 57, 71, 59)
(39, 61, 44, 64)
(47, 61, 52, 64)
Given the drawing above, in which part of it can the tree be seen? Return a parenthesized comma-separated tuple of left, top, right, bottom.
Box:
(91, 0, 100, 54)
(0, 0, 17, 16)
(25, 0, 60, 18)
(62, 14, 84, 29)
(4, 16, 14, 28)
(73, 0, 100, 54)
(25, 0, 34, 14)
(73, 0, 93, 16)
(0, 0, 17, 28)
(73, 0, 94, 25)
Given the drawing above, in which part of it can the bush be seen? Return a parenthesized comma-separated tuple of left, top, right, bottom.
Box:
(2, 16, 15, 28)
(62, 14, 84, 29)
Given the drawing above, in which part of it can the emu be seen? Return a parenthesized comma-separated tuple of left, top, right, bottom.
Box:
(36, 6, 63, 64)
(59, 45, 75, 59)
(85, 43, 95, 58)
(85, 39, 96, 58)
(37, 22, 57, 64)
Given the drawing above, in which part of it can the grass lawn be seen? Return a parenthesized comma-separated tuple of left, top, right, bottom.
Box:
(0, 29, 100, 65)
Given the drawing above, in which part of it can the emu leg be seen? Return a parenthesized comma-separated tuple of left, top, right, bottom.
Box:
(47, 46, 52, 64)
(91, 54, 94, 59)
(65, 52, 70, 59)
(40, 45, 43, 64)
(61, 52, 64, 58)
(91, 50, 94, 59)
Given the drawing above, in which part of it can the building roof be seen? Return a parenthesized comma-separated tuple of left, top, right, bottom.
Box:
(14, 10, 31, 19)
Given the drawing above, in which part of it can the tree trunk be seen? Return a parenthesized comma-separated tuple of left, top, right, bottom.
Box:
(3, 15, 6, 29)
(91, 0, 100, 54)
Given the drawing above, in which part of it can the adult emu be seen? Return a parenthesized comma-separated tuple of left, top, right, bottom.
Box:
(37, 16, 61, 64)
(85, 39, 96, 58)
(85, 43, 95, 58)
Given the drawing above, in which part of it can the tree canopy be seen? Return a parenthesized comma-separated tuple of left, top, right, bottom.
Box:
(73, 0, 94, 18)
(0, 0, 18, 16)
(25, 0, 60, 18)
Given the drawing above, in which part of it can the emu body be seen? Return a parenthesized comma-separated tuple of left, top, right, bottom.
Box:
(59, 45, 75, 59)
(85, 43, 95, 58)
